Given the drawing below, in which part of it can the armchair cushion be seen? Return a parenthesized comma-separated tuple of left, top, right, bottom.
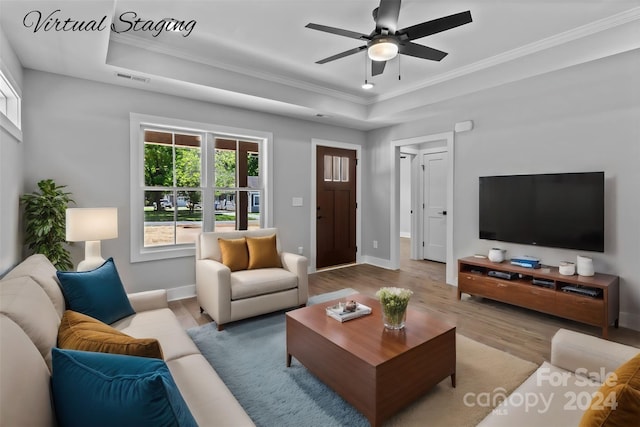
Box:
(230, 269, 298, 300)
(219, 237, 249, 271)
(246, 234, 281, 269)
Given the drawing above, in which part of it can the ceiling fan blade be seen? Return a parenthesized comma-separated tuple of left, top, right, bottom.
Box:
(371, 60, 386, 76)
(316, 45, 367, 64)
(305, 23, 370, 41)
(399, 42, 448, 61)
(375, 0, 401, 33)
(399, 11, 472, 41)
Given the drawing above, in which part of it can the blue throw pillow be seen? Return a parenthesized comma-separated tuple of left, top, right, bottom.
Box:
(56, 258, 135, 324)
(51, 348, 198, 427)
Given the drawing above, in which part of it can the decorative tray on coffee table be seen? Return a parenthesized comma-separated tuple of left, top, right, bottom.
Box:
(325, 302, 372, 323)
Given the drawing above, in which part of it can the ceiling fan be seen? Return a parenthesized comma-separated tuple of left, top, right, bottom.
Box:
(306, 0, 472, 76)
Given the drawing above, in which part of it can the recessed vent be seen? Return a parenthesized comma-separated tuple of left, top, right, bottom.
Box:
(115, 72, 150, 83)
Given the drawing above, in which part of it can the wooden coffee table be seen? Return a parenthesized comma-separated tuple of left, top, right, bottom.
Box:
(286, 293, 456, 427)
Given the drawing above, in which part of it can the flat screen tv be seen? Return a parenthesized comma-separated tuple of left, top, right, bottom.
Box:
(479, 172, 604, 252)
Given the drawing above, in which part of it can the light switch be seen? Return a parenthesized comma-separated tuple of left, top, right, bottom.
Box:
(292, 197, 303, 207)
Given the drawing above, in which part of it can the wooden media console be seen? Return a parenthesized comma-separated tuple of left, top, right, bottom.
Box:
(457, 256, 619, 338)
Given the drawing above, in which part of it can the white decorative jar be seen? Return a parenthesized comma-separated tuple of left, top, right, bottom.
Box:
(576, 256, 594, 276)
(558, 261, 576, 276)
(488, 248, 506, 263)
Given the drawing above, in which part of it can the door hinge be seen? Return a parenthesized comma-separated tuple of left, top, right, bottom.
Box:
(421, 164, 425, 171)
(355, 158, 358, 166)
(355, 246, 358, 252)
(422, 242, 425, 247)
(422, 203, 425, 209)
(355, 202, 358, 209)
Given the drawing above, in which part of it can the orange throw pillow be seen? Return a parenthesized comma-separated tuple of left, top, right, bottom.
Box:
(579, 353, 640, 427)
(58, 310, 163, 359)
(218, 237, 249, 271)
(246, 234, 281, 269)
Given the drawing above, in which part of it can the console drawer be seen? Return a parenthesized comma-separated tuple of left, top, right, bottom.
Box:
(459, 274, 515, 302)
(555, 291, 604, 326)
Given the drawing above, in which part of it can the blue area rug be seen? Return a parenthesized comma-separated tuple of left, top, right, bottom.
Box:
(187, 289, 367, 427)
(187, 289, 369, 427)
(187, 289, 539, 427)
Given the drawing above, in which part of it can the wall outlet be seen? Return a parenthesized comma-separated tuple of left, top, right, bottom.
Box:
(297, 246, 303, 255)
(373, 240, 378, 249)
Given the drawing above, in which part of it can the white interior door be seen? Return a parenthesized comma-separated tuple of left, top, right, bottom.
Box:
(422, 151, 448, 262)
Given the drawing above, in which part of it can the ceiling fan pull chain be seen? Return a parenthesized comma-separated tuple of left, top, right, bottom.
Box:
(398, 55, 402, 81)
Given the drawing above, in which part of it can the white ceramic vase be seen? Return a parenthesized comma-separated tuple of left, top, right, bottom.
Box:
(559, 261, 576, 276)
(576, 256, 594, 276)
(488, 248, 506, 263)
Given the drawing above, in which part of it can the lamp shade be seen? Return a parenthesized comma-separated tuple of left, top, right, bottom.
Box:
(66, 208, 118, 242)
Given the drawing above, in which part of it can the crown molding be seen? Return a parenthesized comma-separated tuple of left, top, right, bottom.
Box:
(372, 7, 640, 104)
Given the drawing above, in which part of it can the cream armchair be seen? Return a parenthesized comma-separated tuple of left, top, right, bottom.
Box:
(195, 228, 308, 329)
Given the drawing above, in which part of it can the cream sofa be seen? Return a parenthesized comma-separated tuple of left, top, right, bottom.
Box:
(0, 254, 255, 426)
(195, 228, 308, 329)
(479, 328, 639, 426)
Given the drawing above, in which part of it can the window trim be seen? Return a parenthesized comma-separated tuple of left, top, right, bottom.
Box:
(130, 113, 273, 262)
(0, 67, 22, 141)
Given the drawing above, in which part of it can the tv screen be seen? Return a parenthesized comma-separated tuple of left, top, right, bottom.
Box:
(479, 172, 604, 252)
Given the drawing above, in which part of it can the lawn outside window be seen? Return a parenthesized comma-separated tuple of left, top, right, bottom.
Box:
(130, 113, 272, 263)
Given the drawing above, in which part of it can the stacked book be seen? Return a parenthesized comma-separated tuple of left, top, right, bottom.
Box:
(510, 256, 541, 269)
(326, 302, 372, 322)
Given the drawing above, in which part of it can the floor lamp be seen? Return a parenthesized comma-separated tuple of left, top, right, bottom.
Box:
(66, 207, 118, 271)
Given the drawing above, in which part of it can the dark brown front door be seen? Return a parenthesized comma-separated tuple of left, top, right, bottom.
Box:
(316, 146, 357, 269)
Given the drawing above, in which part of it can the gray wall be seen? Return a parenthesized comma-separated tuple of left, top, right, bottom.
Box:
(364, 50, 640, 329)
(19, 70, 365, 292)
(4, 45, 638, 329)
(0, 25, 24, 275)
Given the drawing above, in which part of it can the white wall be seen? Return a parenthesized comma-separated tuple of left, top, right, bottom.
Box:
(20, 70, 365, 293)
(0, 25, 24, 275)
(364, 50, 640, 330)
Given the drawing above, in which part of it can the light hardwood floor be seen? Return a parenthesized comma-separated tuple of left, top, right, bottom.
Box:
(169, 239, 639, 365)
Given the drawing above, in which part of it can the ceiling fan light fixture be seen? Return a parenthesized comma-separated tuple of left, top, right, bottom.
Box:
(361, 81, 374, 90)
(367, 37, 398, 62)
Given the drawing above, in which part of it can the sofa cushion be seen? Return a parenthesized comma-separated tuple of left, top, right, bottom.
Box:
(110, 308, 201, 362)
(2, 254, 66, 318)
(0, 276, 60, 368)
(477, 361, 602, 427)
(167, 354, 256, 426)
(56, 258, 135, 325)
(579, 353, 640, 427)
(58, 310, 163, 359)
(51, 348, 198, 427)
(231, 268, 297, 300)
(247, 234, 281, 269)
(0, 315, 55, 427)
(219, 237, 249, 271)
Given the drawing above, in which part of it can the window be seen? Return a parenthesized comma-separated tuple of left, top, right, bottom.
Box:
(323, 155, 349, 182)
(130, 114, 272, 262)
(143, 129, 203, 247)
(213, 138, 261, 231)
(0, 69, 22, 140)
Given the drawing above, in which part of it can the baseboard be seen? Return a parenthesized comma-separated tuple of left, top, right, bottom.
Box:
(399, 232, 411, 239)
(619, 312, 640, 332)
(361, 255, 396, 270)
(167, 284, 196, 301)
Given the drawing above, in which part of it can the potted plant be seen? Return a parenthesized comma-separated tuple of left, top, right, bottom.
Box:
(20, 179, 74, 270)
